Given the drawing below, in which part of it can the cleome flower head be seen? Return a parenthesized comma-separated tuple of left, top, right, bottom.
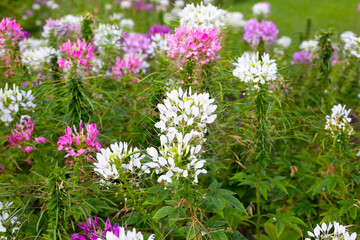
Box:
(233, 52, 277, 91)
(0, 83, 36, 123)
(167, 25, 221, 65)
(71, 216, 154, 240)
(144, 87, 217, 184)
(57, 39, 95, 72)
(179, 2, 228, 31)
(340, 31, 360, 58)
(0, 201, 21, 239)
(325, 104, 353, 137)
(243, 18, 279, 46)
(252, 2, 271, 17)
(7, 116, 46, 154)
(94, 141, 146, 181)
(93, 24, 122, 54)
(305, 221, 357, 240)
(57, 120, 101, 165)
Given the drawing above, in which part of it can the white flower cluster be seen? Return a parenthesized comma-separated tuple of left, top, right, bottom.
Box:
(325, 104, 353, 137)
(233, 52, 278, 91)
(0, 202, 21, 239)
(306, 221, 357, 240)
(340, 31, 360, 58)
(274, 36, 291, 55)
(18, 38, 48, 53)
(179, 2, 228, 30)
(0, 84, 36, 123)
(94, 141, 146, 181)
(102, 228, 154, 240)
(93, 24, 123, 54)
(299, 40, 319, 52)
(226, 12, 247, 28)
(147, 34, 169, 57)
(22, 47, 59, 70)
(42, 15, 83, 38)
(252, 2, 271, 17)
(145, 88, 217, 184)
(119, 19, 135, 30)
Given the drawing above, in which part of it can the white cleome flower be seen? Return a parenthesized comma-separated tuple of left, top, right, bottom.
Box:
(325, 104, 353, 137)
(120, 19, 135, 30)
(0, 201, 21, 238)
(252, 2, 271, 17)
(179, 2, 228, 30)
(0, 84, 36, 124)
(147, 33, 169, 57)
(144, 88, 217, 184)
(299, 39, 319, 52)
(226, 12, 247, 28)
(340, 31, 360, 58)
(94, 141, 146, 181)
(306, 221, 357, 240)
(103, 227, 155, 240)
(233, 52, 277, 90)
(22, 46, 59, 70)
(93, 24, 122, 54)
(276, 36, 291, 49)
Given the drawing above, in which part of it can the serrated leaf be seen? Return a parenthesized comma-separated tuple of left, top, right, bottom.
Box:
(153, 206, 175, 219)
(221, 194, 247, 214)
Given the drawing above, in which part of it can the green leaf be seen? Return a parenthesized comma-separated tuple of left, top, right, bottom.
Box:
(326, 177, 337, 193)
(349, 207, 357, 220)
(212, 231, 228, 240)
(264, 223, 278, 240)
(153, 206, 175, 219)
(259, 184, 268, 200)
(221, 194, 247, 214)
(213, 196, 226, 210)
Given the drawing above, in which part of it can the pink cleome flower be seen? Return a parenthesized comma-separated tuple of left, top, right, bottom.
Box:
(243, 18, 279, 46)
(0, 18, 26, 78)
(57, 120, 101, 164)
(57, 39, 95, 72)
(113, 54, 143, 77)
(167, 26, 222, 65)
(7, 118, 46, 154)
(0, 18, 25, 47)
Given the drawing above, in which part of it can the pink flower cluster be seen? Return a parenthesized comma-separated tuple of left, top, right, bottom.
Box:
(57, 120, 101, 164)
(7, 118, 47, 154)
(0, 18, 25, 47)
(121, 33, 151, 54)
(0, 18, 26, 78)
(243, 18, 279, 46)
(291, 51, 313, 65)
(167, 26, 221, 65)
(113, 54, 143, 77)
(57, 39, 95, 72)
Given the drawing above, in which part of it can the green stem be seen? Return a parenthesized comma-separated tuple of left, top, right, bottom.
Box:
(256, 178, 261, 240)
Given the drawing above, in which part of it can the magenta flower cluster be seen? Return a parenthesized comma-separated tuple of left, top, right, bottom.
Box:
(71, 216, 120, 240)
(43, 18, 81, 38)
(167, 26, 222, 65)
(149, 25, 172, 36)
(243, 18, 279, 46)
(57, 39, 96, 72)
(7, 118, 47, 154)
(292, 50, 313, 65)
(113, 54, 143, 77)
(0, 18, 25, 47)
(57, 120, 101, 164)
(121, 33, 151, 54)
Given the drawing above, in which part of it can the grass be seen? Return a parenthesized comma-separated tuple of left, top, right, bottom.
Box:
(228, 0, 360, 39)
